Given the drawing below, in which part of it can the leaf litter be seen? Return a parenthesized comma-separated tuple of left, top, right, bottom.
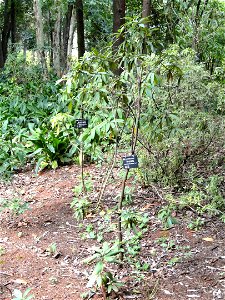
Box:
(0, 164, 224, 299)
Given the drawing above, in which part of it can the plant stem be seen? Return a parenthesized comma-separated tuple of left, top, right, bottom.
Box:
(96, 99, 120, 207)
(80, 105, 86, 194)
(80, 139, 86, 194)
(117, 71, 142, 262)
(96, 142, 118, 208)
(118, 168, 129, 261)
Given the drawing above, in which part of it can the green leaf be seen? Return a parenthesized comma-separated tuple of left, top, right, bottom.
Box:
(2, 119, 8, 133)
(27, 148, 42, 157)
(12, 289, 23, 298)
(51, 160, 58, 169)
(94, 261, 104, 275)
(86, 273, 97, 288)
(108, 285, 112, 293)
(83, 253, 99, 264)
(68, 101, 73, 112)
(35, 157, 46, 173)
(102, 242, 110, 253)
(67, 78, 72, 94)
(47, 144, 56, 153)
(24, 288, 33, 298)
(96, 275, 103, 287)
(104, 256, 117, 263)
(105, 122, 110, 133)
(90, 129, 96, 140)
(112, 285, 119, 292)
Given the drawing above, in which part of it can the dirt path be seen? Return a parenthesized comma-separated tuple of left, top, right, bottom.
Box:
(0, 165, 224, 299)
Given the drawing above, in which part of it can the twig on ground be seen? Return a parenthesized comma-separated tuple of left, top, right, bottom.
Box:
(149, 184, 165, 201)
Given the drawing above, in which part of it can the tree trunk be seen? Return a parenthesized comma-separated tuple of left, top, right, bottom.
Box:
(48, 10, 54, 68)
(33, 0, 47, 76)
(141, 0, 152, 53)
(112, 0, 125, 75)
(11, 0, 16, 51)
(53, 6, 61, 76)
(0, 39, 4, 68)
(192, 0, 202, 51)
(192, 0, 208, 50)
(113, 0, 126, 50)
(62, 3, 74, 70)
(142, 0, 151, 19)
(76, 0, 85, 59)
(67, 8, 76, 63)
(1, 0, 11, 67)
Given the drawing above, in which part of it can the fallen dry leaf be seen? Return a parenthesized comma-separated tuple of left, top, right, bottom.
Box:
(202, 237, 214, 242)
(140, 203, 155, 211)
(13, 278, 28, 284)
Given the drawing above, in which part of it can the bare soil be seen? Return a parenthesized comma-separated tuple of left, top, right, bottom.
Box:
(0, 164, 224, 300)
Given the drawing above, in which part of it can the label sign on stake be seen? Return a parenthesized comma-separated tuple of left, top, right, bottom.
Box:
(122, 154, 139, 169)
(75, 119, 88, 129)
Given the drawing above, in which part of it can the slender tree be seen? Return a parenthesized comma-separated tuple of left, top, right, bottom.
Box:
(11, 0, 16, 50)
(33, 0, 47, 75)
(48, 9, 54, 68)
(62, 2, 74, 69)
(0, 39, 3, 68)
(141, 0, 152, 53)
(43, 0, 76, 74)
(112, 0, 126, 75)
(67, 7, 76, 61)
(0, 0, 11, 68)
(142, 0, 151, 19)
(76, 0, 85, 58)
(52, 0, 61, 76)
(192, 0, 209, 52)
(113, 0, 126, 50)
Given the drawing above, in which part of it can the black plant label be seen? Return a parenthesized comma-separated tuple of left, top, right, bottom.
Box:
(122, 154, 139, 169)
(75, 119, 88, 129)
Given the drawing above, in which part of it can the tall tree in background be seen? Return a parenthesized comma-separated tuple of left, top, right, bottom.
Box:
(10, 0, 16, 50)
(33, 0, 47, 75)
(112, 0, 126, 75)
(141, 0, 152, 53)
(36, 0, 77, 76)
(192, 0, 209, 52)
(52, 0, 61, 76)
(62, 2, 74, 69)
(0, 0, 12, 68)
(44, 0, 76, 74)
(113, 0, 126, 50)
(76, 0, 85, 58)
(0, 0, 223, 76)
(142, 0, 151, 20)
(67, 5, 76, 61)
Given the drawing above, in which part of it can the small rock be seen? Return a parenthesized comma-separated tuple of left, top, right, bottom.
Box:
(213, 289, 223, 299)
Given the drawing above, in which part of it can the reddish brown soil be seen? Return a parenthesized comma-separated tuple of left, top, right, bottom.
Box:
(0, 165, 224, 300)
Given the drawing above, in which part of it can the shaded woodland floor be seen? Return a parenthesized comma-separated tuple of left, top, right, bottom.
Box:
(0, 164, 224, 299)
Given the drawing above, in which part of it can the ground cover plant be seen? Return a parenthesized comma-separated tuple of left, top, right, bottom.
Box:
(0, 53, 61, 177)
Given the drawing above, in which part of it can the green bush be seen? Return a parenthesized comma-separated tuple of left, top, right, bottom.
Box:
(29, 114, 78, 172)
(137, 48, 225, 189)
(0, 53, 62, 177)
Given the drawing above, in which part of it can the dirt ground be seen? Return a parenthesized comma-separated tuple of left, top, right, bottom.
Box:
(0, 164, 224, 300)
